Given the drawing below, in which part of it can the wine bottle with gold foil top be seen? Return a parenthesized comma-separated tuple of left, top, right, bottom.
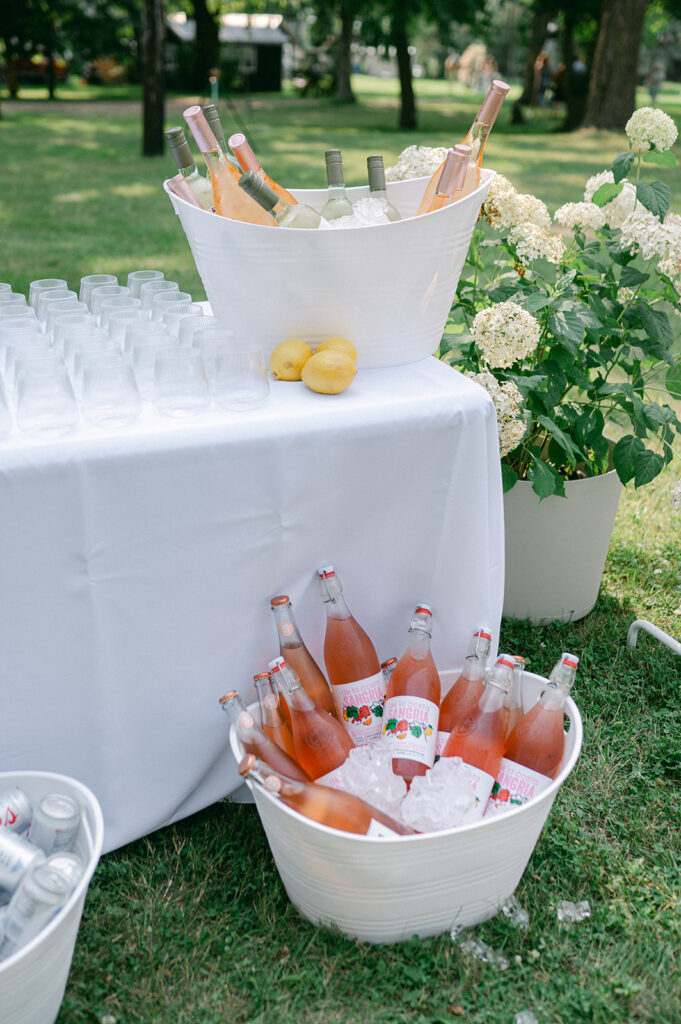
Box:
(239, 754, 417, 836)
(253, 671, 298, 762)
(239, 172, 321, 229)
(183, 105, 272, 225)
(270, 596, 336, 718)
(228, 132, 297, 206)
(219, 690, 310, 781)
(420, 145, 471, 214)
(417, 80, 510, 215)
(164, 127, 214, 210)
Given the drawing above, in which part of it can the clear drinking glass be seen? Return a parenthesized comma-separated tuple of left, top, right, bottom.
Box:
(212, 343, 270, 411)
(90, 285, 131, 320)
(132, 333, 175, 398)
(0, 293, 28, 309)
(5, 337, 53, 391)
(192, 325, 236, 381)
(150, 290, 192, 322)
(63, 329, 111, 374)
(162, 303, 204, 339)
(1, 324, 47, 378)
(14, 355, 79, 437)
(152, 347, 210, 417)
(29, 279, 68, 310)
(178, 313, 220, 348)
(0, 305, 37, 321)
(0, 283, 12, 294)
(37, 288, 76, 324)
(72, 340, 119, 397)
(139, 279, 179, 312)
(79, 274, 118, 307)
(80, 353, 142, 428)
(0, 380, 11, 438)
(123, 319, 171, 356)
(127, 270, 164, 299)
(53, 314, 98, 351)
(45, 299, 89, 335)
(107, 307, 150, 346)
(99, 295, 142, 329)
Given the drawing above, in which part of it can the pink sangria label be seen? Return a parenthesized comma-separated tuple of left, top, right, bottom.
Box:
(382, 696, 438, 767)
(366, 818, 400, 838)
(434, 730, 450, 760)
(486, 757, 552, 814)
(456, 761, 495, 820)
(332, 671, 386, 745)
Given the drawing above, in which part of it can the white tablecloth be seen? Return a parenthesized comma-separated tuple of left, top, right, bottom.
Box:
(0, 357, 504, 852)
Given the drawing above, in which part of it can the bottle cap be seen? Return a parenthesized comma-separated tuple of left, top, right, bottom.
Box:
(183, 105, 218, 154)
(238, 754, 256, 776)
(409, 604, 433, 636)
(238, 170, 278, 212)
(165, 127, 194, 171)
(496, 654, 515, 671)
(253, 672, 271, 682)
(218, 690, 238, 704)
(270, 595, 291, 607)
(167, 174, 203, 209)
(325, 149, 345, 187)
(381, 658, 398, 670)
(367, 155, 387, 192)
(475, 79, 510, 127)
(229, 133, 261, 173)
(268, 656, 287, 673)
(202, 103, 225, 146)
(561, 653, 579, 669)
(473, 629, 492, 641)
(436, 145, 471, 197)
(316, 565, 335, 579)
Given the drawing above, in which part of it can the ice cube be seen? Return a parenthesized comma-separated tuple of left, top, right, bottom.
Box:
(455, 933, 510, 970)
(401, 756, 477, 833)
(323, 740, 407, 819)
(501, 894, 529, 930)
(556, 899, 591, 923)
(514, 1013, 539, 1024)
(327, 197, 391, 230)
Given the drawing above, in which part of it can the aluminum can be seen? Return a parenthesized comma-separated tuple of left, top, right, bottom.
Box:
(0, 786, 33, 834)
(0, 830, 45, 893)
(27, 793, 80, 855)
(0, 862, 71, 960)
(46, 851, 85, 889)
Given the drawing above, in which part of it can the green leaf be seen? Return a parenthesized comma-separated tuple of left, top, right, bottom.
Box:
(592, 182, 624, 207)
(634, 449, 665, 488)
(642, 150, 677, 167)
(611, 151, 636, 182)
(501, 462, 518, 492)
(636, 181, 671, 220)
(619, 266, 650, 288)
(637, 303, 674, 355)
(613, 435, 644, 484)
(528, 458, 565, 500)
(548, 310, 587, 345)
(516, 292, 552, 313)
(506, 373, 547, 398)
(666, 364, 681, 400)
(535, 414, 581, 462)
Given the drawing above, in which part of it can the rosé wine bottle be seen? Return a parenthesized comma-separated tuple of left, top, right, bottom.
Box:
(382, 605, 440, 783)
(253, 671, 298, 762)
(220, 691, 309, 781)
(228, 132, 298, 206)
(316, 565, 386, 744)
(270, 595, 337, 719)
(420, 145, 470, 214)
(441, 654, 515, 820)
(488, 653, 578, 815)
(268, 656, 354, 784)
(239, 754, 417, 836)
(436, 628, 492, 758)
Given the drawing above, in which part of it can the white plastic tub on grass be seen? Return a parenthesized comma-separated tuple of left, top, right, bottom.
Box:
(230, 670, 582, 944)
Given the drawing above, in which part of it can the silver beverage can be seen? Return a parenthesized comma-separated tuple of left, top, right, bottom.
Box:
(27, 793, 80, 855)
(0, 787, 33, 834)
(0, 830, 45, 893)
(46, 852, 85, 889)
(0, 862, 71, 960)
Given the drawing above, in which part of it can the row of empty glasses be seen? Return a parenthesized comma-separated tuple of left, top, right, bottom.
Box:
(0, 273, 270, 438)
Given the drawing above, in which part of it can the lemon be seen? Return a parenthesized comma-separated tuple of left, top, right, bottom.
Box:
(269, 339, 313, 381)
(302, 350, 356, 395)
(316, 336, 358, 364)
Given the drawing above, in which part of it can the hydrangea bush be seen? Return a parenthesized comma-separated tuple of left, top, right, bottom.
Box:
(441, 107, 681, 499)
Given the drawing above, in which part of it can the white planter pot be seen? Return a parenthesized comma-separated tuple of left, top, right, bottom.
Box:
(503, 469, 623, 625)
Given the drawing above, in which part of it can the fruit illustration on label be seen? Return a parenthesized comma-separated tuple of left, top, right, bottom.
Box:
(343, 700, 384, 726)
(383, 716, 436, 740)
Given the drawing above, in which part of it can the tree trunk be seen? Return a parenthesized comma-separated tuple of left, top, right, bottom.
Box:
(192, 0, 220, 94)
(335, 4, 356, 103)
(511, 4, 554, 124)
(393, 14, 416, 130)
(582, 0, 649, 129)
(141, 0, 165, 157)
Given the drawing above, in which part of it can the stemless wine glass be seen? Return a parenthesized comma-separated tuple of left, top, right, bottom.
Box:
(150, 290, 192, 322)
(53, 313, 98, 352)
(0, 305, 37, 321)
(127, 270, 164, 299)
(162, 303, 204, 339)
(0, 292, 28, 309)
(99, 295, 142, 329)
(72, 340, 119, 397)
(80, 353, 142, 428)
(123, 319, 171, 357)
(5, 337, 53, 392)
(37, 288, 76, 324)
(152, 347, 210, 417)
(29, 279, 68, 310)
(192, 325, 236, 381)
(178, 313, 220, 348)
(90, 284, 131, 320)
(107, 307, 150, 346)
(212, 343, 270, 411)
(0, 283, 12, 295)
(14, 355, 79, 437)
(1, 324, 47, 379)
(79, 274, 118, 307)
(45, 299, 89, 335)
(63, 329, 110, 374)
(139, 279, 179, 312)
(131, 331, 175, 398)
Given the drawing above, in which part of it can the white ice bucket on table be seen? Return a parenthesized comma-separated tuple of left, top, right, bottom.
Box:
(229, 670, 582, 945)
(164, 171, 494, 368)
(0, 771, 104, 1024)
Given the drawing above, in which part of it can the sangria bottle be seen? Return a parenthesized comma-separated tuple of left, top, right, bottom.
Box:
(183, 105, 272, 225)
(441, 654, 515, 819)
(239, 172, 321, 229)
(416, 79, 510, 215)
(320, 150, 354, 222)
(228, 132, 298, 206)
(164, 127, 214, 210)
(381, 658, 398, 684)
(504, 656, 525, 740)
(420, 145, 471, 214)
(239, 755, 417, 836)
(253, 671, 298, 762)
(382, 605, 440, 783)
(268, 656, 354, 783)
(366, 155, 401, 222)
(316, 565, 386, 743)
(270, 595, 336, 718)
(436, 628, 492, 757)
(219, 690, 310, 781)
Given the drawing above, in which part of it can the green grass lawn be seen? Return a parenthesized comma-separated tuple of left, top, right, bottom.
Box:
(1, 76, 680, 1024)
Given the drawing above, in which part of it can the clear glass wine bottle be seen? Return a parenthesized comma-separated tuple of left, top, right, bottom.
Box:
(320, 149, 354, 221)
(239, 171, 321, 229)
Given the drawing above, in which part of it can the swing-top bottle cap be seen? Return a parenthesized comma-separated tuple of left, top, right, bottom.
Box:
(512, 655, 526, 666)
(183, 105, 218, 153)
(474, 628, 492, 641)
(218, 690, 238, 704)
(436, 145, 471, 197)
(409, 604, 433, 635)
(165, 127, 194, 171)
(561, 653, 579, 669)
(476, 80, 510, 127)
(495, 654, 516, 671)
(270, 595, 291, 607)
(239, 170, 278, 211)
(229, 133, 260, 172)
(325, 150, 345, 187)
(268, 656, 287, 673)
(316, 565, 335, 579)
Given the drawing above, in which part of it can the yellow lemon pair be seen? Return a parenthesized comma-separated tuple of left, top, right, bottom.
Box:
(269, 336, 357, 395)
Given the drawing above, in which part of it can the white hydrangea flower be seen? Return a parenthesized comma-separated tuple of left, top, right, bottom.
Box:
(481, 174, 520, 229)
(515, 193, 551, 228)
(508, 222, 565, 266)
(625, 107, 678, 152)
(384, 146, 450, 182)
(584, 170, 614, 202)
(583, 170, 636, 228)
(554, 202, 607, 231)
(664, 211, 681, 230)
(465, 369, 527, 456)
(620, 207, 673, 260)
(471, 301, 542, 368)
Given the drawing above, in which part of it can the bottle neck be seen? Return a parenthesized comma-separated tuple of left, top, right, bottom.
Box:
(319, 574, 351, 620)
(271, 665, 315, 710)
(369, 185, 388, 201)
(272, 603, 303, 646)
(541, 682, 570, 710)
(220, 693, 247, 724)
(461, 121, 490, 166)
(248, 758, 306, 796)
(461, 656, 486, 682)
(327, 184, 348, 200)
(479, 680, 506, 712)
(180, 163, 200, 181)
(407, 629, 431, 661)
